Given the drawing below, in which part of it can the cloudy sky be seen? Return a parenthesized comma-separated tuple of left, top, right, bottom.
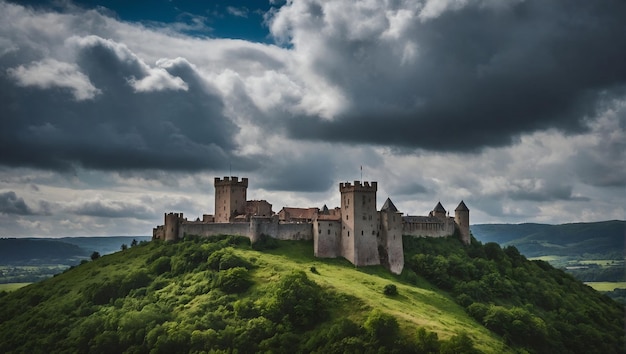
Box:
(1, 0, 624, 237)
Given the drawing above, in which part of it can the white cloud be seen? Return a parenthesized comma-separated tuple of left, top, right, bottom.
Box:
(7, 58, 100, 100)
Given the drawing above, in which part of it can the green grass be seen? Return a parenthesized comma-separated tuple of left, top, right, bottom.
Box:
(0, 283, 32, 292)
(585, 282, 626, 292)
(234, 241, 510, 353)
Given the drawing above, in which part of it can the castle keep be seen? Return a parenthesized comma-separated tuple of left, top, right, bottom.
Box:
(153, 176, 470, 275)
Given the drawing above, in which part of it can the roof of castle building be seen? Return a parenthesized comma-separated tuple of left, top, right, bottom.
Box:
(433, 202, 446, 213)
(455, 200, 469, 211)
(381, 198, 398, 212)
(278, 207, 319, 221)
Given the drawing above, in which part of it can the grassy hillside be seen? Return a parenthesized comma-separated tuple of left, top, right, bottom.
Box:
(0, 235, 623, 353)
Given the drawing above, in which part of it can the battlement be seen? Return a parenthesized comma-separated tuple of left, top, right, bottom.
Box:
(165, 212, 184, 220)
(339, 180, 378, 193)
(214, 176, 249, 187)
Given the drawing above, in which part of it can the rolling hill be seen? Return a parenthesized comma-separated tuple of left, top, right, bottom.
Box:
(470, 220, 625, 258)
(0, 235, 623, 353)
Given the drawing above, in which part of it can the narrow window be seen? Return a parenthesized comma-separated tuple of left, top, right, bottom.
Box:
(328, 230, 330, 235)
(361, 230, 364, 235)
(348, 231, 350, 237)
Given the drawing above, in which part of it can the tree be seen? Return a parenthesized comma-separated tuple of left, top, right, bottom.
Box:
(130, 239, 138, 247)
(120, 244, 128, 251)
(364, 309, 399, 346)
(90, 251, 101, 261)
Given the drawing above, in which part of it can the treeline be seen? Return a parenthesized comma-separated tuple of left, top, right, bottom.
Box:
(0, 236, 479, 353)
(565, 264, 625, 282)
(403, 236, 625, 354)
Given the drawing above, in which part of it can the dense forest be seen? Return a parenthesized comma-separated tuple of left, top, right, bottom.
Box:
(0, 235, 623, 353)
(404, 236, 624, 353)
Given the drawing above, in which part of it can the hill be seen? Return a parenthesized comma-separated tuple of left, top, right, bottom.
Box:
(470, 220, 625, 258)
(0, 235, 623, 353)
(0, 238, 89, 265)
(0, 236, 152, 285)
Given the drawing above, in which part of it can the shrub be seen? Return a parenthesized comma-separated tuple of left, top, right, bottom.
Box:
(251, 234, 279, 251)
(151, 256, 171, 275)
(264, 270, 327, 329)
(383, 284, 397, 296)
(215, 267, 252, 293)
(364, 309, 399, 346)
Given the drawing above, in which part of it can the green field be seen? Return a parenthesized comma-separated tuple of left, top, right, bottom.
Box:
(584, 282, 626, 292)
(0, 283, 31, 292)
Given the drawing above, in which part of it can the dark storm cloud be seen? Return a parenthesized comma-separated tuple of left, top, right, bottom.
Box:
(0, 191, 35, 215)
(256, 152, 338, 192)
(278, 0, 626, 151)
(0, 35, 239, 172)
(389, 182, 428, 196)
(508, 184, 589, 202)
(69, 199, 153, 219)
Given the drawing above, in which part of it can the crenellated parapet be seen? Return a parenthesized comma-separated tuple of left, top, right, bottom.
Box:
(339, 181, 378, 193)
(214, 176, 249, 187)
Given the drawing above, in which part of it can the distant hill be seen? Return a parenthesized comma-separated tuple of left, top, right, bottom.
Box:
(0, 236, 152, 265)
(59, 236, 152, 256)
(470, 220, 625, 258)
(0, 238, 89, 265)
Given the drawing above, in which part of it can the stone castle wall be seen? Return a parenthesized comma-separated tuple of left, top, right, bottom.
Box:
(402, 216, 457, 238)
(170, 219, 314, 242)
(314, 220, 341, 258)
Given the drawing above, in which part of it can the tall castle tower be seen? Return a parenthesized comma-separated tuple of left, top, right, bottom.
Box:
(380, 198, 404, 274)
(340, 181, 380, 266)
(454, 200, 470, 245)
(214, 176, 248, 223)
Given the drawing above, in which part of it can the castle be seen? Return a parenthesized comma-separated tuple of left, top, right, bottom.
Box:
(153, 176, 470, 275)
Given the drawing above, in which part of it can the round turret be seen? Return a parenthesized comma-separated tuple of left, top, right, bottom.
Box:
(454, 201, 470, 245)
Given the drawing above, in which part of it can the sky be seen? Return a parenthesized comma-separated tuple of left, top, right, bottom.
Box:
(0, 0, 624, 237)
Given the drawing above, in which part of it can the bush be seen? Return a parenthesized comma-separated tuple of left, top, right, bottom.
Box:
(90, 251, 101, 261)
(215, 267, 252, 293)
(364, 309, 399, 346)
(151, 256, 171, 275)
(383, 284, 398, 296)
(251, 234, 279, 251)
(264, 270, 327, 329)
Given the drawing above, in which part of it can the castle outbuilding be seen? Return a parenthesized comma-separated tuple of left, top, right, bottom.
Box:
(153, 176, 470, 275)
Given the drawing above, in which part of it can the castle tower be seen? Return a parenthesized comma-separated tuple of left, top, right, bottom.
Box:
(214, 176, 248, 223)
(164, 212, 182, 241)
(340, 181, 379, 266)
(433, 202, 447, 219)
(454, 201, 470, 245)
(379, 198, 404, 274)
